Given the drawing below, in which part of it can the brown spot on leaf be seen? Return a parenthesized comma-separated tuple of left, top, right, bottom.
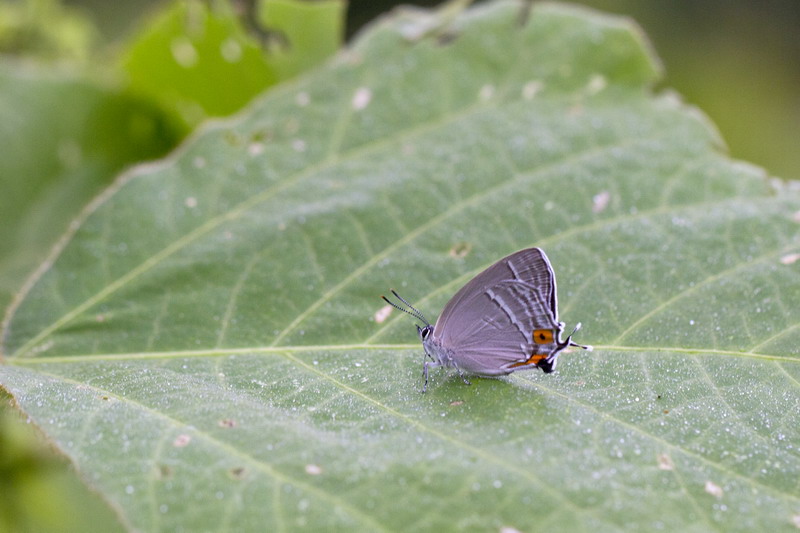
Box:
(657, 453, 674, 471)
(229, 467, 247, 480)
(449, 242, 472, 258)
(155, 464, 173, 480)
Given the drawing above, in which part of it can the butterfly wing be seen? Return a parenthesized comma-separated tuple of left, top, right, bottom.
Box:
(431, 248, 564, 376)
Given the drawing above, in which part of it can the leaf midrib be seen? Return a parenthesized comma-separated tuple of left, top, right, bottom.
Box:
(10, 343, 799, 365)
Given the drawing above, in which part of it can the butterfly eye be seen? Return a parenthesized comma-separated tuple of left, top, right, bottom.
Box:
(533, 329, 554, 344)
(419, 326, 432, 340)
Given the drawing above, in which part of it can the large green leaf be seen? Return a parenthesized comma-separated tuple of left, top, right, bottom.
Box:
(2, 1, 800, 531)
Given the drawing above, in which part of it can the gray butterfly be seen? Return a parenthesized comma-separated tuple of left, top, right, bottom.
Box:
(384, 247, 591, 392)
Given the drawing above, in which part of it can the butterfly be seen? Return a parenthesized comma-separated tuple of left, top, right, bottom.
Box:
(383, 247, 591, 392)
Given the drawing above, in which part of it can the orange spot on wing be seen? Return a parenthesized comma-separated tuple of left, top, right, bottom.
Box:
(533, 329, 554, 344)
(510, 353, 547, 368)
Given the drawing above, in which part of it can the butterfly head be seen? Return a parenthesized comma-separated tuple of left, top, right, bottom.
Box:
(417, 324, 434, 342)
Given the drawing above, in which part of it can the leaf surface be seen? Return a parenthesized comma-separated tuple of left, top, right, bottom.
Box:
(3, 2, 800, 531)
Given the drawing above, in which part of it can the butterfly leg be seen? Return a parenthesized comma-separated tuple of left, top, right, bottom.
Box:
(455, 366, 471, 386)
(421, 360, 432, 393)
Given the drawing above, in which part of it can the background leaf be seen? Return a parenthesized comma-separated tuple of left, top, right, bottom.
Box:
(0, 0, 97, 61)
(0, 389, 125, 533)
(257, 0, 345, 80)
(0, 61, 177, 312)
(122, 0, 345, 128)
(2, 1, 800, 531)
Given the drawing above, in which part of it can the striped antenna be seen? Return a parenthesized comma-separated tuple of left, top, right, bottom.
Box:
(381, 289, 430, 326)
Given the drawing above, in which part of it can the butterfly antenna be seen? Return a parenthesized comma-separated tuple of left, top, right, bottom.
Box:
(381, 290, 430, 326)
(390, 289, 431, 326)
(567, 322, 593, 351)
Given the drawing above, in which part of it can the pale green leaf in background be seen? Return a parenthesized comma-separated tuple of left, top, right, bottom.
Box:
(2, 1, 800, 531)
(0, 392, 125, 533)
(0, 0, 97, 61)
(257, 0, 345, 80)
(122, 0, 345, 129)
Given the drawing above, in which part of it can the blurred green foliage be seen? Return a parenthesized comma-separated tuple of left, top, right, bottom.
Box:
(122, 0, 344, 129)
(0, 0, 97, 61)
(122, 0, 278, 127)
(569, 0, 800, 182)
(0, 392, 126, 533)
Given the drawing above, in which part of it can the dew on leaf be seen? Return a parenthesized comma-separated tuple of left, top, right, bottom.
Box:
(173, 434, 191, 447)
(352, 87, 372, 110)
(304, 463, 323, 476)
(248, 142, 265, 156)
(479, 84, 494, 101)
(704, 480, 723, 498)
(592, 190, 610, 213)
(522, 80, 542, 99)
(374, 304, 392, 323)
(586, 73, 607, 94)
